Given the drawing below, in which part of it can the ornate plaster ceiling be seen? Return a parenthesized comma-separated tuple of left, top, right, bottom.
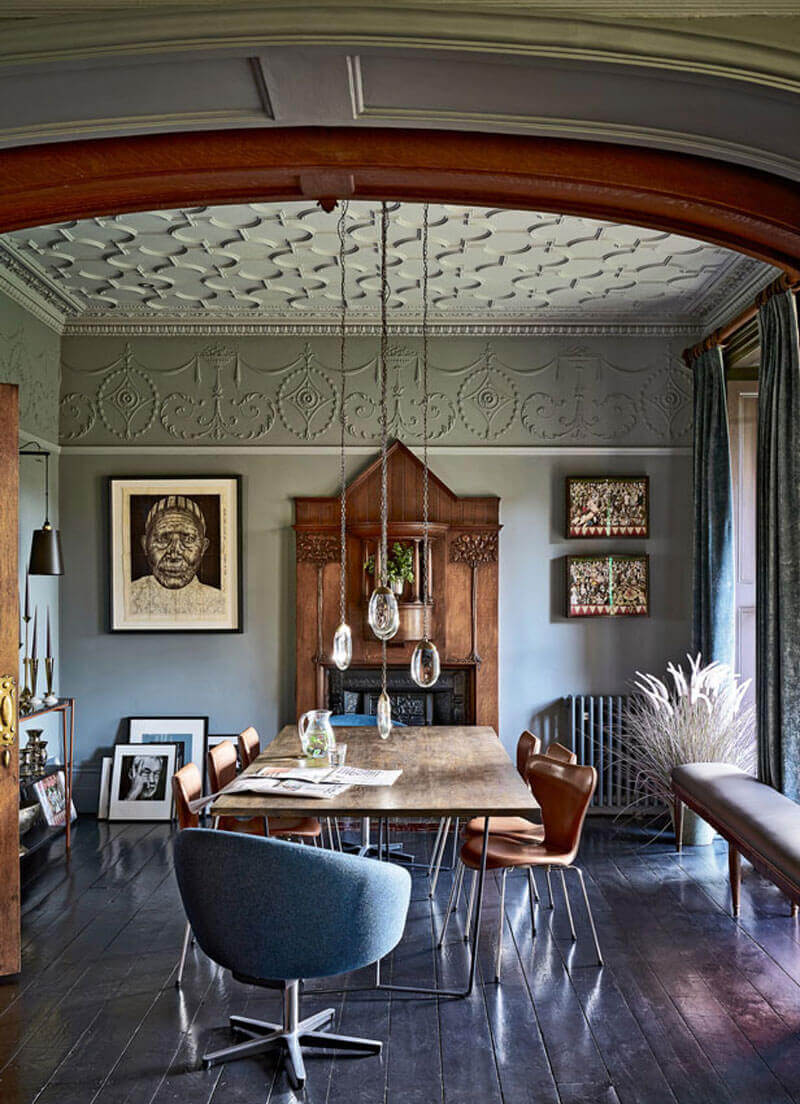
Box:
(0, 201, 772, 334)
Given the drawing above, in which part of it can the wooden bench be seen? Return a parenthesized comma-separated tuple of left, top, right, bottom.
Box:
(672, 762, 800, 918)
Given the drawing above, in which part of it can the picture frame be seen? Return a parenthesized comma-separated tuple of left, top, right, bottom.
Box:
(128, 716, 208, 779)
(107, 475, 242, 633)
(566, 476, 649, 538)
(97, 756, 112, 819)
(566, 554, 649, 617)
(109, 742, 177, 821)
(33, 771, 77, 828)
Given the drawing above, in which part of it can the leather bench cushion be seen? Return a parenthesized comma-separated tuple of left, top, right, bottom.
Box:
(672, 762, 800, 887)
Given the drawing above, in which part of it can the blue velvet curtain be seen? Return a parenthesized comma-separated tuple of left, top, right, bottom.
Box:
(757, 290, 800, 798)
(692, 345, 735, 669)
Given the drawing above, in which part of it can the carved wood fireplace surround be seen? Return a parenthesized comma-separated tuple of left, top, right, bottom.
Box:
(294, 442, 500, 731)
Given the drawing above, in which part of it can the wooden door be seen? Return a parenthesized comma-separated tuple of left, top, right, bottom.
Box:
(0, 383, 19, 976)
(728, 379, 758, 707)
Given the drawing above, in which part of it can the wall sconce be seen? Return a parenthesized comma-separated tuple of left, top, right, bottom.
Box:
(19, 444, 64, 576)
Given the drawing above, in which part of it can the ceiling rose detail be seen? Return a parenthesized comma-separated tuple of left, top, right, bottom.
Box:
(1, 202, 773, 331)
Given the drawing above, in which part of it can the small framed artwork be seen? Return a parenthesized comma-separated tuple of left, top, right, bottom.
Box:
(128, 716, 208, 777)
(566, 476, 649, 538)
(97, 756, 112, 819)
(566, 554, 649, 617)
(108, 476, 242, 633)
(33, 771, 77, 828)
(109, 743, 177, 821)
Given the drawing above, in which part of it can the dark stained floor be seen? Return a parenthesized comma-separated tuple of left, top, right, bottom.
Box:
(3, 819, 800, 1104)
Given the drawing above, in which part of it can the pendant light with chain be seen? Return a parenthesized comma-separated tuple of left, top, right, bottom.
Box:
(332, 201, 352, 671)
(367, 202, 400, 647)
(370, 202, 397, 738)
(410, 203, 441, 688)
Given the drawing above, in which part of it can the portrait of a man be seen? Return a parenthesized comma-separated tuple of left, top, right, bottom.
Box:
(118, 753, 168, 801)
(109, 477, 241, 632)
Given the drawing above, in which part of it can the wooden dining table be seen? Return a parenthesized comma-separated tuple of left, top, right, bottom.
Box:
(211, 723, 538, 997)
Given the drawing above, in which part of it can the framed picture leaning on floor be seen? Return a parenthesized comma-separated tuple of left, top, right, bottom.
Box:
(108, 742, 177, 821)
(108, 475, 242, 632)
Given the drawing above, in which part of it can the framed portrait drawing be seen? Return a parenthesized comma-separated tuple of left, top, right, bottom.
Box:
(108, 476, 242, 632)
(566, 554, 649, 617)
(128, 716, 208, 777)
(566, 476, 649, 538)
(109, 742, 177, 821)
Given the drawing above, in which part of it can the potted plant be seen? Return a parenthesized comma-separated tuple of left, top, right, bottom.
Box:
(624, 654, 755, 846)
(364, 542, 414, 596)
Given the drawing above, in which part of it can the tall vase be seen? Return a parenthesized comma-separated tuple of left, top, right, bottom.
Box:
(672, 806, 716, 847)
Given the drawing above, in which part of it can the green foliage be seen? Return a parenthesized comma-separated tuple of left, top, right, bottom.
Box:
(364, 542, 415, 585)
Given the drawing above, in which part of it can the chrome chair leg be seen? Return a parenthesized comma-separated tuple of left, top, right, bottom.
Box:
(495, 868, 508, 982)
(429, 817, 451, 898)
(451, 817, 460, 865)
(574, 867, 604, 966)
(438, 861, 464, 946)
(545, 866, 554, 908)
(176, 920, 192, 988)
(335, 819, 343, 851)
(464, 869, 478, 942)
(527, 868, 537, 936)
(560, 869, 576, 941)
(428, 819, 446, 877)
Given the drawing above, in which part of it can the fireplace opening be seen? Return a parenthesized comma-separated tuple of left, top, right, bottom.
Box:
(327, 666, 472, 727)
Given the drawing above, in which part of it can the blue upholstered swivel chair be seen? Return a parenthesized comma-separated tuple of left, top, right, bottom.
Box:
(173, 827, 411, 1089)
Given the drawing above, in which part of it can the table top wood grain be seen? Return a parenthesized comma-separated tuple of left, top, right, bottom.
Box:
(210, 725, 537, 819)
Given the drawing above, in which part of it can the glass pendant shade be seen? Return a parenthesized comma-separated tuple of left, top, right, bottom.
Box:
(29, 523, 64, 576)
(367, 585, 399, 640)
(410, 637, 441, 688)
(332, 622, 352, 671)
(377, 691, 392, 739)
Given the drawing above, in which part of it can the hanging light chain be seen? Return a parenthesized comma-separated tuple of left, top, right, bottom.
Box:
(379, 201, 390, 589)
(421, 204, 431, 638)
(337, 200, 349, 625)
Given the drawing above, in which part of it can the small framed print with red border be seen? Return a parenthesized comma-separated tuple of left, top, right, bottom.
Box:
(566, 554, 649, 618)
(566, 476, 649, 539)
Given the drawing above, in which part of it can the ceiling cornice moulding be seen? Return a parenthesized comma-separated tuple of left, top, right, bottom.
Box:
(0, 246, 74, 334)
(0, 8, 799, 97)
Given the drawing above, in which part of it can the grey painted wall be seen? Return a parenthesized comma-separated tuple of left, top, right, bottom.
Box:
(60, 446, 691, 811)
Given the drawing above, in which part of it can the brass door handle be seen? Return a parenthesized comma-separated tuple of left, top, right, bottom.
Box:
(0, 675, 16, 769)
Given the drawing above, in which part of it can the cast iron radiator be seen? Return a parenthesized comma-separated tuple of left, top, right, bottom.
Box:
(562, 694, 659, 813)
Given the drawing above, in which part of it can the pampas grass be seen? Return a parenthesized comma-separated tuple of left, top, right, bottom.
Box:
(623, 653, 755, 812)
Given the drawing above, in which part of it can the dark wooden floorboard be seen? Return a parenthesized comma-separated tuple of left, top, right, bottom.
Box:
(5, 821, 800, 1103)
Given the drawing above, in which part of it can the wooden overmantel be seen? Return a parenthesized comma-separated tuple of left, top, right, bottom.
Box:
(293, 442, 500, 732)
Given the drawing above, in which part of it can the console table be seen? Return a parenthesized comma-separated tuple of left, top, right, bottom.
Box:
(19, 697, 76, 856)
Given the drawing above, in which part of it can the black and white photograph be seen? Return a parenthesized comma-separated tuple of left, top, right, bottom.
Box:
(108, 476, 241, 632)
(108, 742, 177, 821)
(128, 715, 208, 777)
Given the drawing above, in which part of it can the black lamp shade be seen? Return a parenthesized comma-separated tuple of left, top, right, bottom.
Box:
(29, 524, 64, 576)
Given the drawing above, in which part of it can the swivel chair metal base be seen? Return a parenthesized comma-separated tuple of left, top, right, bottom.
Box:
(202, 979, 382, 1090)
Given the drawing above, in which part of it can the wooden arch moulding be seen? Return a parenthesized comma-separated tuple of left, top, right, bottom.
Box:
(0, 127, 799, 274)
(294, 442, 501, 732)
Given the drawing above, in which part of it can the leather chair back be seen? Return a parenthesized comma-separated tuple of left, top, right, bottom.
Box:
(526, 757, 596, 858)
(516, 729, 541, 777)
(172, 762, 202, 830)
(238, 726, 260, 768)
(208, 739, 238, 793)
(545, 741, 577, 765)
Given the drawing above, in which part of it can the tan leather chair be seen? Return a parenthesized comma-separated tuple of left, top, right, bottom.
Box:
(209, 738, 322, 842)
(442, 757, 602, 978)
(429, 730, 541, 898)
(238, 725, 260, 768)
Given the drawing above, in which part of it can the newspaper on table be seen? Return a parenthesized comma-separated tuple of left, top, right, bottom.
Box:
(256, 765, 403, 787)
(188, 763, 402, 813)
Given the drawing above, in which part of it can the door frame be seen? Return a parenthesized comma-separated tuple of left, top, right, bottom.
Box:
(0, 128, 799, 273)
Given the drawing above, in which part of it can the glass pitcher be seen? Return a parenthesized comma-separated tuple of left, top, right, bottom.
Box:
(298, 709, 336, 759)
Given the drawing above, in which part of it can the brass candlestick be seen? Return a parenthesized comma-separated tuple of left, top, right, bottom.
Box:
(28, 658, 42, 711)
(44, 657, 57, 707)
(19, 612, 32, 714)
